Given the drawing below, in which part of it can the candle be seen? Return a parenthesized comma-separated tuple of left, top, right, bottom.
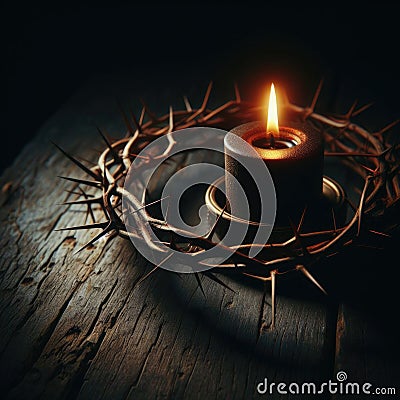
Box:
(224, 83, 324, 225)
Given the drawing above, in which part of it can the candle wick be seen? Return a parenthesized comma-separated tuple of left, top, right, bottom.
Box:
(268, 131, 276, 149)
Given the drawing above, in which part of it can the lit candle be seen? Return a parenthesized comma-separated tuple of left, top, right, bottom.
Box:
(224, 83, 324, 225)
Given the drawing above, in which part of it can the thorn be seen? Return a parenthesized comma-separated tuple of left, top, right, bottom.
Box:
(64, 189, 95, 198)
(297, 206, 307, 232)
(352, 102, 373, 117)
(138, 106, 146, 125)
(136, 253, 174, 286)
(296, 265, 327, 295)
(59, 197, 101, 206)
(326, 251, 339, 258)
(242, 272, 271, 282)
(331, 208, 337, 232)
(289, 218, 309, 256)
(78, 186, 96, 222)
(55, 222, 108, 231)
(169, 232, 180, 251)
(257, 280, 268, 340)
(234, 82, 241, 103)
(74, 223, 113, 254)
(357, 177, 371, 236)
(343, 239, 353, 247)
(195, 273, 206, 298)
(128, 152, 150, 160)
(359, 164, 377, 175)
(52, 141, 100, 180)
(102, 153, 108, 190)
(281, 89, 290, 106)
(168, 106, 174, 133)
(125, 196, 169, 216)
(270, 269, 277, 330)
(203, 271, 236, 293)
(345, 197, 357, 212)
(375, 119, 399, 136)
(201, 81, 213, 111)
(379, 146, 394, 158)
(139, 98, 158, 121)
(136, 265, 159, 286)
(184, 82, 214, 123)
(201, 101, 234, 122)
(310, 78, 324, 111)
(183, 95, 192, 112)
(345, 99, 358, 120)
(205, 203, 227, 240)
(368, 229, 391, 238)
(164, 196, 171, 225)
(95, 125, 121, 161)
(116, 100, 134, 135)
(129, 107, 142, 133)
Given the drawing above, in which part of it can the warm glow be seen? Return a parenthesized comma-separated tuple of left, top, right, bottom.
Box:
(267, 83, 279, 135)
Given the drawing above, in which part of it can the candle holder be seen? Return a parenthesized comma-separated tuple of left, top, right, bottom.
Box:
(55, 81, 399, 329)
(205, 174, 347, 246)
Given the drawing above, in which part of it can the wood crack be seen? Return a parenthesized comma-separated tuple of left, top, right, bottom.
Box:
(129, 324, 162, 392)
(4, 285, 78, 394)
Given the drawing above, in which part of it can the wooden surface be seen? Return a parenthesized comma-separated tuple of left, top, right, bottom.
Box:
(0, 75, 398, 399)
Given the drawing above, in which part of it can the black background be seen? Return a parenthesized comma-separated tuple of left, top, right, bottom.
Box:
(3, 3, 399, 172)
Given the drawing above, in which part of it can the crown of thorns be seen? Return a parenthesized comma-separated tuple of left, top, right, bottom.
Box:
(55, 81, 399, 329)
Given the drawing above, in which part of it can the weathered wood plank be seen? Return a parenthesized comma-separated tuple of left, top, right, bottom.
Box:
(334, 304, 399, 398)
(1, 75, 336, 400)
(333, 245, 400, 398)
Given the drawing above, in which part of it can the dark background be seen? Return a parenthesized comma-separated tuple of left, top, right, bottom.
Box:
(3, 3, 399, 173)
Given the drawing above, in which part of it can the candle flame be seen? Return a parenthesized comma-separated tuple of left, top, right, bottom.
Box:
(267, 83, 279, 136)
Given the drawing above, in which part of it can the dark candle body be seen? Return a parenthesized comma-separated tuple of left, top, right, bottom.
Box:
(224, 121, 324, 225)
